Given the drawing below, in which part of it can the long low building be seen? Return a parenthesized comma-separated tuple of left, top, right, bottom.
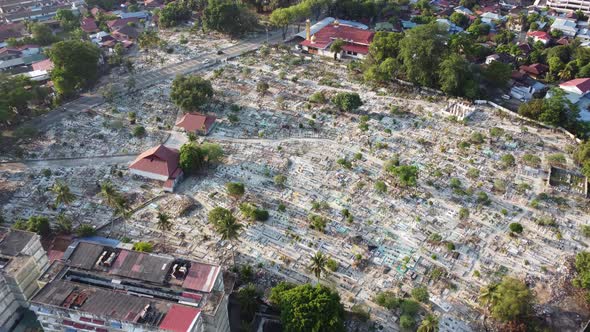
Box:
(30, 240, 231, 332)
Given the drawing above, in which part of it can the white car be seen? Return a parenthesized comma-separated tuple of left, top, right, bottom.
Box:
(501, 94, 511, 100)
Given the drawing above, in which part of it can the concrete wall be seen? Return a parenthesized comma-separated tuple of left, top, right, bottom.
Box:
(130, 168, 169, 182)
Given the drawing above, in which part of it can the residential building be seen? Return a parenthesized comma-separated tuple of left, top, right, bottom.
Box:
(551, 18, 578, 36)
(553, 78, 590, 120)
(0, 228, 49, 330)
(176, 113, 216, 136)
(0, 1, 83, 23)
(30, 241, 231, 332)
(129, 144, 184, 192)
(299, 18, 374, 60)
(527, 30, 551, 44)
(519, 63, 549, 79)
(80, 17, 99, 33)
(547, 0, 590, 15)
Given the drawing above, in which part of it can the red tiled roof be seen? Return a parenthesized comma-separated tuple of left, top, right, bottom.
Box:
(560, 78, 590, 94)
(175, 113, 216, 133)
(182, 264, 221, 292)
(159, 305, 200, 332)
(81, 17, 99, 33)
(527, 30, 550, 41)
(300, 24, 374, 50)
(342, 43, 370, 55)
(129, 145, 180, 177)
(107, 17, 140, 30)
(32, 58, 54, 71)
(519, 63, 548, 75)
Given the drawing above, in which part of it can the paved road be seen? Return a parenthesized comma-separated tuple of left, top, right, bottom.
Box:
(24, 30, 285, 132)
(0, 154, 136, 172)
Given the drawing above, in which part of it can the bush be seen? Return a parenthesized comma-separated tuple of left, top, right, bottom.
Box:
(332, 92, 362, 112)
(374, 291, 399, 309)
(374, 180, 387, 193)
(500, 154, 516, 168)
(509, 222, 523, 234)
(132, 125, 146, 137)
(411, 286, 429, 303)
(226, 182, 245, 198)
(133, 241, 153, 252)
(76, 224, 96, 237)
(326, 258, 339, 272)
(309, 91, 326, 104)
(400, 314, 415, 328)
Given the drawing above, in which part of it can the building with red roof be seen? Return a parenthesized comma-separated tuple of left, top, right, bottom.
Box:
(560, 78, 590, 96)
(519, 63, 549, 79)
(107, 17, 140, 31)
(129, 144, 183, 192)
(527, 30, 551, 44)
(176, 113, 216, 136)
(30, 240, 230, 332)
(31, 58, 53, 71)
(80, 17, 99, 33)
(300, 19, 374, 59)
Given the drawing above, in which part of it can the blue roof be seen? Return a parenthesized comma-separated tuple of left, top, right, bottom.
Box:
(78, 236, 121, 247)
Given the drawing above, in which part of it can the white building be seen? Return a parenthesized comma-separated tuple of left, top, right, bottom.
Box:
(547, 0, 590, 15)
(0, 228, 49, 330)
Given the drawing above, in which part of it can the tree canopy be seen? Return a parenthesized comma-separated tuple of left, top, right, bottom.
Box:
(332, 92, 362, 112)
(47, 40, 100, 97)
(170, 75, 214, 112)
(480, 277, 533, 322)
(518, 89, 580, 131)
(270, 283, 344, 332)
(179, 142, 223, 174)
(204, 0, 257, 37)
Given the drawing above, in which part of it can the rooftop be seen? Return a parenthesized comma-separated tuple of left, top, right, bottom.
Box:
(0, 228, 34, 256)
(129, 144, 180, 178)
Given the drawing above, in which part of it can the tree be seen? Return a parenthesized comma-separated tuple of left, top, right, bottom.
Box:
(271, 283, 344, 332)
(573, 251, 590, 291)
(51, 181, 75, 207)
(204, 0, 257, 37)
(398, 23, 449, 87)
(237, 283, 260, 322)
(30, 23, 56, 45)
(170, 75, 213, 112)
(156, 212, 173, 247)
(179, 142, 223, 174)
(459, 207, 469, 220)
(55, 213, 73, 234)
(308, 251, 328, 283)
(411, 286, 429, 303)
(387, 165, 419, 187)
(332, 92, 362, 112)
(374, 291, 400, 309)
(158, 1, 191, 27)
(274, 174, 287, 187)
(374, 180, 387, 193)
(269, 7, 293, 40)
(483, 61, 512, 89)
(400, 315, 415, 329)
(481, 277, 533, 322)
(0, 74, 40, 124)
(450, 12, 469, 27)
(509, 222, 523, 234)
(56, 9, 79, 31)
(438, 54, 478, 99)
(209, 207, 242, 266)
(47, 40, 100, 97)
(21, 216, 51, 236)
(330, 39, 345, 60)
(500, 154, 516, 168)
(418, 314, 439, 332)
(133, 241, 153, 252)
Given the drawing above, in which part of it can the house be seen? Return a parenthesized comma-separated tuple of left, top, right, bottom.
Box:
(107, 17, 140, 31)
(510, 81, 546, 101)
(519, 63, 549, 79)
(129, 145, 184, 192)
(176, 113, 216, 136)
(299, 19, 374, 60)
(80, 17, 99, 33)
(112, 25, 139, 40)
(0, 47, 21, 61)
(551, 18, 577, 37)
(436, 18, 464, 34)
(0, 23, 25, 47)
(31, 58, 53, 71)
(481, 12, 505, 24)
(454, 6, 473, 16)
(485, 53, 512, 64)
(526, 30, 551, 44)
(560, 78, 590, 96)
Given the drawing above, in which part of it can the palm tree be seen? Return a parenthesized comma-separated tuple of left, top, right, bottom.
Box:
(308, 251, 327, 283)
(51, 181, 75, 208)
(156, 212, 173, 250)
(479, 283, 499, 331)
(99, 181, 120, 208)
(418, 314, 439, 332)
(213, 212, 242, 267)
